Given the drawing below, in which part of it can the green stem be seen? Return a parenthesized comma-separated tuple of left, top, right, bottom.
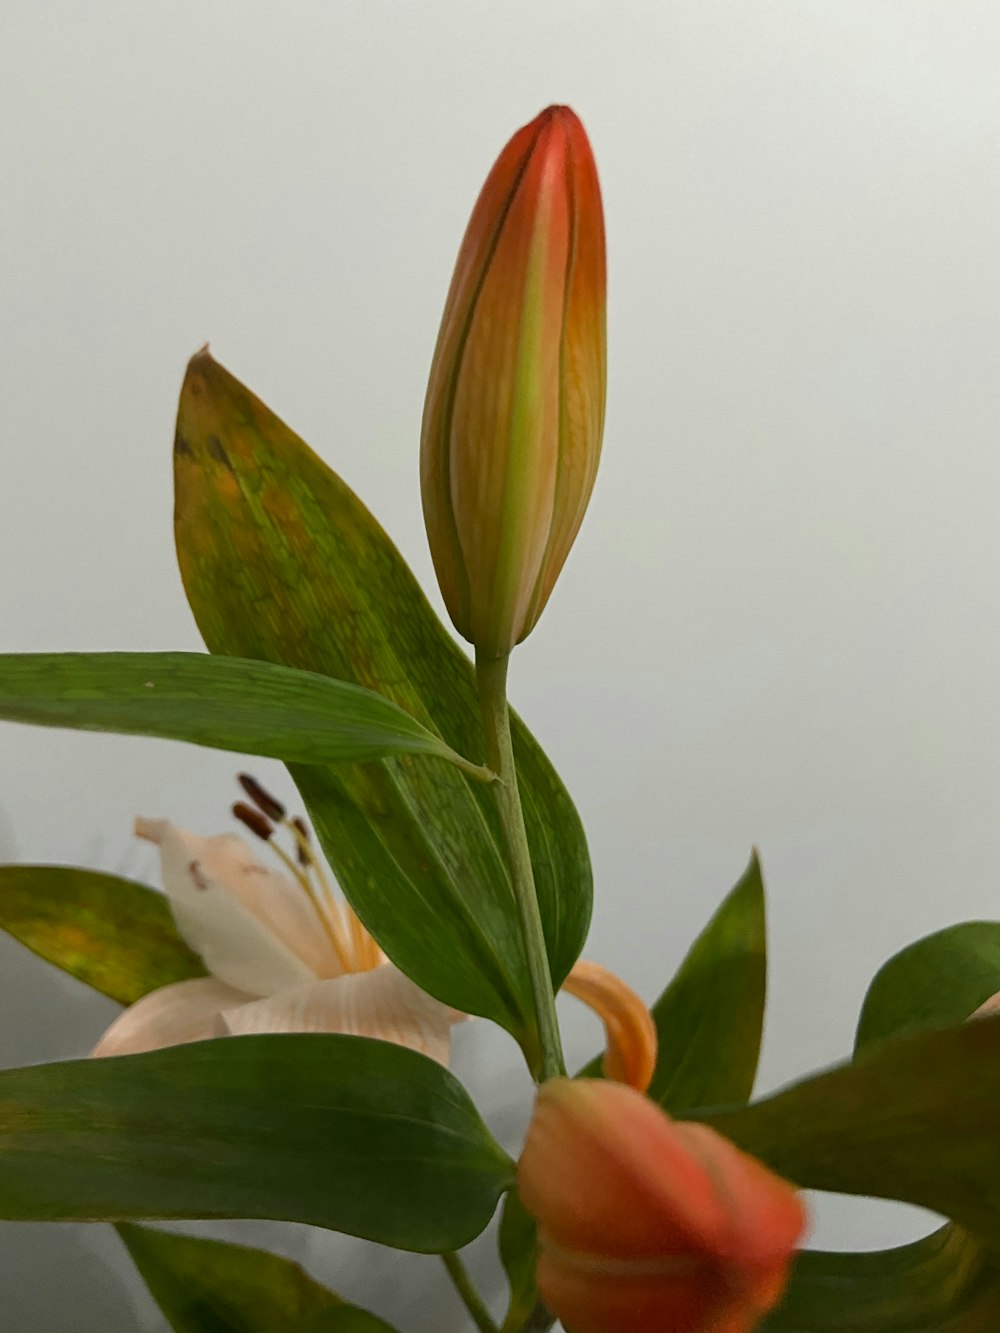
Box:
(476, 651, 565, 1082)
(441, 1251, 499, 1333)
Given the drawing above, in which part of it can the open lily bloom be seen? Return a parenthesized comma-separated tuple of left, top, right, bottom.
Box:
(93, 783, 465, 1065)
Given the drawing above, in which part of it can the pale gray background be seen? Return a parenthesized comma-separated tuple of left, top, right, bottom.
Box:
(2, 1, 999, 1328)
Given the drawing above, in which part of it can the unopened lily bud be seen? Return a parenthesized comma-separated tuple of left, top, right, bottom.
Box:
(518, 1080, 806, 1333)
(421, 105, 606, 659)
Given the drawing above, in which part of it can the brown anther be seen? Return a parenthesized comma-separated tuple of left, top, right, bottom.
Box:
(232, 801, 274, 842)
(237, 773, 286, 821)
(291, 816, 312, 866)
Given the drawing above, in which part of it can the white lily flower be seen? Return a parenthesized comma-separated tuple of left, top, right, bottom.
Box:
(93, 785, 466, 1066)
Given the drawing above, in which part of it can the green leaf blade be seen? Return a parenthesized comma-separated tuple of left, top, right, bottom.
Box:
(0, 1035, 513, 1252)
(856, 922, 1000, 1056)
(648, 852, 766, 1112)
(579, 854, 766, 1112)
(0, 865, 203, 1004)
(765, 1226, 1000, 1331)
(118, 1224, 345, 1333)
(0, 651, 470, 769)
(172, 351, 592, 1040)
(704, 1016, 1000, 1242)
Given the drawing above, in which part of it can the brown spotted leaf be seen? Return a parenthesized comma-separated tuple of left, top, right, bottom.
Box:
(173, 350, 591, 1050)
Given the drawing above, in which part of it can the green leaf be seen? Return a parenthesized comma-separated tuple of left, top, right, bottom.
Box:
(0, 865, 202, 1003)
(856, 922, 1000, 1056)
(0, 651, 486, 774)
(172, 350, 591, 1044)
(578, 853, 765, 1110)
(647, 852, 766, 1111)
(764, 1226, 1000, 1331)
(300, 1311, 399, 1333)
(118, 1224, 345, 1331)
(764, 918, 1000, 1329)
(498, 1190, 538, 1332)
(705, 1015, 1000, 1241)
(0, 1034, 512, 1252)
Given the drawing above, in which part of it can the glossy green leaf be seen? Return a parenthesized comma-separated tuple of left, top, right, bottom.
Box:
(577, 853, 765, 1111)
(765, 914, 1000, 1328)
(764, 1226, 1000, 1331)
(118, 1224, 346, 1331)
(705, 1015, 1000, 1240)
(0, 865, 202, 1004)
(0, 1034, 512, 1251)
(648, 852, 765, 1111)
(856, 922, 1000, 1055)
(499, 1190, 539, 1332)
(0, 651, 486, 773)
(172, 350, 591, 1044)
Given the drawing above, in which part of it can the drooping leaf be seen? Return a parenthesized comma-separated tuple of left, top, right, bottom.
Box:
(499, 1189, 539, 1331)
(855, 922, 1000, 1056)
(0, 865, 202, 1003)
(173, 352, 590, 1050)
(764, 1225, 1000, 1331)
(765, 912, 1000, 1328)
(705, 1015, 1000, 1241)
(0, 652, 486, 774)
(118, 1224, 345, 1332)
(0, 1034, 512, 1252)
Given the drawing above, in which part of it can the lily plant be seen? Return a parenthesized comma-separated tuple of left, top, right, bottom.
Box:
(2, 103, 1000, 1333)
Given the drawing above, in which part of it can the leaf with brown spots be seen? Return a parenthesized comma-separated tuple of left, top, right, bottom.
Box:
(173, 350, 591, 1054)
(0, 865, 203, 1004)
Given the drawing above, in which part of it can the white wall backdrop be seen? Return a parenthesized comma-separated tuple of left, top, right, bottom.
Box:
(3, 2, 1000, 1328)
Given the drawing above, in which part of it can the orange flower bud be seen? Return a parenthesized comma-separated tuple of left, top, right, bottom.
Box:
(421, 105, 606, 659)
(518, 1080, 807, 1333)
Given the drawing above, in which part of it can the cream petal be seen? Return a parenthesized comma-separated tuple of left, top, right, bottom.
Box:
(138, 817, 330, 994)
(91, 977, 250, 1057)
(219, 964, 461, 1066)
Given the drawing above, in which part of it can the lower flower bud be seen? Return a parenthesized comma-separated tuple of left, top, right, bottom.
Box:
(518, 1079, 807, 1333)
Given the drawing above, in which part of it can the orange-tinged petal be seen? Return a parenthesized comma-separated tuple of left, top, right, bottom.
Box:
(562, 959, 658, 1091)
(518, 1079, 806, 1333)
(421, 105, 606, 657)
(91, 977, 250, 1057)
(218, 963, 463, 1066)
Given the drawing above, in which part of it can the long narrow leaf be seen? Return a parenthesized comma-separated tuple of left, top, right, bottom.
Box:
(0, 652, 485, 773)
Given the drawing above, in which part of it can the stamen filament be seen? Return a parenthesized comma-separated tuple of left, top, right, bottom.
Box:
(268, 838, 354, 975)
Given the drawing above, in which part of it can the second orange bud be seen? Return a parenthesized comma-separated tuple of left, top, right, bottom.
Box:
(518, 1079, 807, 1333)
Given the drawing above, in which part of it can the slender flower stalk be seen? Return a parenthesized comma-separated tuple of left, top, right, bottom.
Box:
(478, 652, 565, 1081)
(441, 1252, 500, 1333)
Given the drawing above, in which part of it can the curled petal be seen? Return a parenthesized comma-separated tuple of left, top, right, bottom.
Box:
(91, 977, 250, 1057)
(518, 1079, 806, 1333)
(562, 959, 658, 1091)
(137, 817, 329, 994)
(219, 964, 464, 1066)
